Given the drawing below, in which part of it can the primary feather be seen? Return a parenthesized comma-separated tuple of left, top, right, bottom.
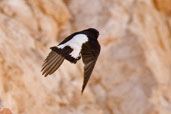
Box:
(41, 28, 100, 93)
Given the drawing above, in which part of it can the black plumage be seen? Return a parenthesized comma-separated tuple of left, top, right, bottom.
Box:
(41, 28, 101, 93)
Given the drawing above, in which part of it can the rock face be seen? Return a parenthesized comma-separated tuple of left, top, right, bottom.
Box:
(0, 0, 170, 114)
(0, 108, 12, 114)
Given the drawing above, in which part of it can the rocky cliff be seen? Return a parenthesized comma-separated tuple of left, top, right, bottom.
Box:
(0, 0, 170, 114)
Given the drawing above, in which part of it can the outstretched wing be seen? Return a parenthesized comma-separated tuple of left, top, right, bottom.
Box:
(81, 41, 100, 93)
(41, 51, 64, 77)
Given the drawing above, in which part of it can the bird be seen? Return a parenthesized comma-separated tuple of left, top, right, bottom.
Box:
(41, 28, 101, 93)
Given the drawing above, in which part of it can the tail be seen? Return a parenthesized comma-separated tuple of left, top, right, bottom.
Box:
(41, 50, 64, 77)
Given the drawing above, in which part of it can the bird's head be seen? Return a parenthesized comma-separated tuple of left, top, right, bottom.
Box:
(82, 28, 99, 39)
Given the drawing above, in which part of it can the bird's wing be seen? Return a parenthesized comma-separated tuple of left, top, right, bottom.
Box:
(41, 51, 64, 77)
(81, 41, 100, 93)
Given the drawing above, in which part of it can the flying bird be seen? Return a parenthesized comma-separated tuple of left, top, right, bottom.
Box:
(41, 28, 101, 93)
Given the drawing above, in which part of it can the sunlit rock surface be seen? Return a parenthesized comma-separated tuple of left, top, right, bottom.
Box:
(0, 0, 170, 114)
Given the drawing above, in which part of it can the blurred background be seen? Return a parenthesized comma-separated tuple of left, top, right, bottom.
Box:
(0, 0, 170, 114)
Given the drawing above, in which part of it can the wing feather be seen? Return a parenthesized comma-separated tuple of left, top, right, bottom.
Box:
(81, 42, 100, 93)
(48, 57, 64, 75)
(41, 51, 64, 77)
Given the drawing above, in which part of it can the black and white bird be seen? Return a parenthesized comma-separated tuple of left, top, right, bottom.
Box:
(41, 28, 101, 93)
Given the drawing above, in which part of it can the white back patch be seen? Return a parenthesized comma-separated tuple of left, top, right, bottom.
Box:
(57, 34, 88, 58)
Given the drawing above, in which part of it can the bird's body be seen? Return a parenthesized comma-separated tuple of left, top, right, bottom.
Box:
(57, 34, 88, 59)
(41, 28, 100, 93)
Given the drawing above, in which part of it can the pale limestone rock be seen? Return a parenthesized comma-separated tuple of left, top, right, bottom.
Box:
(0, 0, 170, 114)
(0, 108, 12, 114)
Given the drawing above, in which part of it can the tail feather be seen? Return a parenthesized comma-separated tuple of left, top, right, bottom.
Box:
(41, 51, 64, 76)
